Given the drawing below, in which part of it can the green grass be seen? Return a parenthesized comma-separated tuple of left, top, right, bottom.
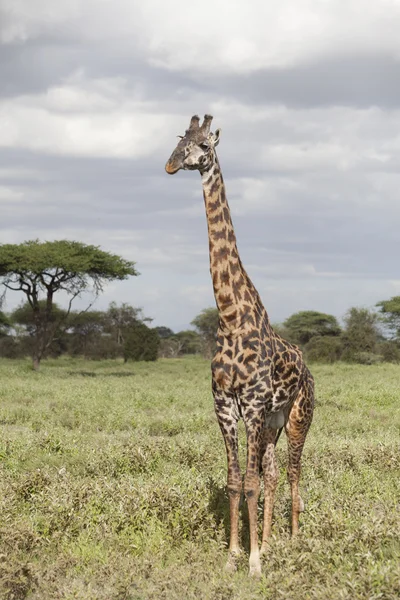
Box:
(0, 357, 399, 599)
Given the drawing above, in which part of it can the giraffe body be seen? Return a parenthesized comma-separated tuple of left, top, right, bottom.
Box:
(166, 115, 314, 577)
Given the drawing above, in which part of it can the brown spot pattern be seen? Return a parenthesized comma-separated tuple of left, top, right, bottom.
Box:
(166, 116, 314, 573)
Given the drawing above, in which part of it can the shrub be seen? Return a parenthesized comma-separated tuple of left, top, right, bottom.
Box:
(0, 336, 20, 359)
(341, 307, 380, 362)
(305, 336, 343, 363)
(378, 341, 400, 363)
(350, 351, 382, 365)
(124, 323, 160, 362)
(284, 310, 341, 345)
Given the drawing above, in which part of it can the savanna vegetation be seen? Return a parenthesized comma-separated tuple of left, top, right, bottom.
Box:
(0, 357, 399, 599)
(2, 240, 400, 368)
(1, 239, 400, 598)
(2, 301, 400, 366)
(0, 240, 137, 369)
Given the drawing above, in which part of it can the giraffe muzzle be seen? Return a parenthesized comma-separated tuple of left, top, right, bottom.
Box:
(165, 161, 180, 174)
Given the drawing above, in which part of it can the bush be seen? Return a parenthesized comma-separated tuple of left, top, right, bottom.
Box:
(305, 336, 343, 363)
(350, 351, 382, 365)
(191, 307, 219, 358)
(85, 336, 120, 360)
(341, 307, 380, 362)
(378, 341, 400, 364)
(283, 311, 341, 346)
(124, 324, 160, 362)
(0, 336, 20, 359)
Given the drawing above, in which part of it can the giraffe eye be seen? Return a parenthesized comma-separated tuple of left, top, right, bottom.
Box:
(200, 142, 210, 150)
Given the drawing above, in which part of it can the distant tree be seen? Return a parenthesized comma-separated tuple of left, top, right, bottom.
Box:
(124, 323, 160, 362)
(0, 240, 137, 369)
(174, 330, 202, 354)
(191, 307, 219, 358)
(158, 338, 181, 358)
(68, 310, 105, 357)
(0, 310, 16, 358)
(376, 296, 400, 340)
(341, 307, 380, 363)
(0, 311, 10, 337)
(271, 323, 291, 342)
(11, 300, 69, 358)
(154, 326, 175, 339)
(0, 337, 20, 358)
(157, 329, 201, 358)
(104, 302, 150, 347)
(84, 335, 120, 360)
(12, 300, 68, 332)
(284, 311, 341, 346)
(305, 336, 343, 364)
(378, 341, 400, 364)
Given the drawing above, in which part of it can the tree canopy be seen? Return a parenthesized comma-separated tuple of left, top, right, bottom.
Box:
(376, 296, 400, 340)
(12, 300, 68, 330)
(0, 240, 137, 297)
(154, 326, 175, 339)
(104, 302, 149, 346)
(0, 240, 138, 369)
(0, 310, 10, 337)
(341, 307, 380, 362)
(283, 310, 341, 345)
(124, 322, 160, 362)
(191, 307, 219, 358)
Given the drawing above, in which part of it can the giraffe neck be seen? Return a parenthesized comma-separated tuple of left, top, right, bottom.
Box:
(201, 159, 263, 333)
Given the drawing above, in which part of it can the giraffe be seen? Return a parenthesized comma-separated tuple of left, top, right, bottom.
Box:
(165, 115, 314, 577)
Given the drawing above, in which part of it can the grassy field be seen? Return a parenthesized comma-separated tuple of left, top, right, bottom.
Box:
(0, 357, 399, 600)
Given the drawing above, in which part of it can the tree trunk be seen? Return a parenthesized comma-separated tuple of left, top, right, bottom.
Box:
(32, 306, 43, 371)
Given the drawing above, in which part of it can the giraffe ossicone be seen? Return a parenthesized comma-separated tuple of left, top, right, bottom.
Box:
(165, 114, 315, 577)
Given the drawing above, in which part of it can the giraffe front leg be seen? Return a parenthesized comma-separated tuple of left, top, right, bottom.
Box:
(214, 391, 241, 571)
(243, 412, 263, 578)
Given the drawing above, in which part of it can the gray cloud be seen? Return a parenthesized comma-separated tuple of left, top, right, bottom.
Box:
(1, 1, 400, 329)
(207, 55, 400, 109)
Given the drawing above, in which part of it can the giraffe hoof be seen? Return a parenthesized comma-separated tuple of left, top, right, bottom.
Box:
(249, 555, 262, 578)
(225, 552, 239, 573)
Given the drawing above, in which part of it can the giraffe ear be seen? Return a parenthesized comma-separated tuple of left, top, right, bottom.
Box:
(212, 128, 221, 147)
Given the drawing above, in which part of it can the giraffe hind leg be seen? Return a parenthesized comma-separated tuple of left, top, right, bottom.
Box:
(285, 373, 314, 535)
(259, 415, 284, 476)
(260, 427, 278, 555)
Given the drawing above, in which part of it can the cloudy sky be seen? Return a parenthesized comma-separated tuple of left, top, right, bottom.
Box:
(1, 0, 400, 331)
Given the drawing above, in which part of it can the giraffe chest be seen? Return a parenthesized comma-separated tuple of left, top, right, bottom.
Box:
(212, 333, 305, 415)
(211, 332, 273, 392)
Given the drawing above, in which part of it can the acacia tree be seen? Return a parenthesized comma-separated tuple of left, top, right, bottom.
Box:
(11, 300, 69, 358)
(191, 307, 219, 358)
(0, 240, 137, 370)
(123, 322, 160, 362)
(283, 310, 341, 346)
(154, 326, 175, 339)
(67, 310, 106, 358)
(104, 302, 151, 347)
(341, 307, 380, 362)
(376, 296, 400, 341)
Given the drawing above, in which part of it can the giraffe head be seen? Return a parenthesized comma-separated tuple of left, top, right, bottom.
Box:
(165, 114, 221, 175)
